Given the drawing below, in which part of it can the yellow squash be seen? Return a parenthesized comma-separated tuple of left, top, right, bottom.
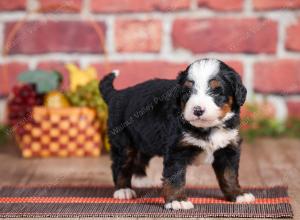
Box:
(66, 64, 98, 91)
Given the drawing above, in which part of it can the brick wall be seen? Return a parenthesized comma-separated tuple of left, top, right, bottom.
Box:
(0, 0, 300, 119)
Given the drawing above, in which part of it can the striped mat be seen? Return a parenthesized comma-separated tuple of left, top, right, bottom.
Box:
(0, 185, 293, 218)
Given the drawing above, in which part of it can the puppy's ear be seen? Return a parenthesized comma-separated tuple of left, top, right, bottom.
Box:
(232, 72, 247, 106)
(223, 70, 247, 107)
(176, 70, 188, 85)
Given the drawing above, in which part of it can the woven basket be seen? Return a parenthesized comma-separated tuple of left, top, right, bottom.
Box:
(14, 107, 101, 158)
(3, 4, 110, 158)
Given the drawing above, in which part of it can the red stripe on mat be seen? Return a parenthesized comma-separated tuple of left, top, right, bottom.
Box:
(0, 197, 290, 204)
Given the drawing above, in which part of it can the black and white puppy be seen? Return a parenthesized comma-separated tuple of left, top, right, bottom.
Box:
(100, 58, 255, 210)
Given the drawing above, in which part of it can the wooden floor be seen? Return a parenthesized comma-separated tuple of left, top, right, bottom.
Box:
(0, 138, 299, 220)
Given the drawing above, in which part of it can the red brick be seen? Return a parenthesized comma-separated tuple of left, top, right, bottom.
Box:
(4, 21, 106, 54)
(254, 60, 300, 94)
(37, 62, 79, 91)
(253, 0, 300, 11)
(225, 60, 243, 77)
(38, 0, 82, 13)
(198, 0, 243, 11)
(287, 101, 300, 118)
(172, 18, 277, 54)
(90, 0, 190, 13)
(0, 0, 26, 11)
(286, 18, 300, 51)
(115, 20, 162, 52)
(0, 62, 29, 96)
(94, 61, 187, 89)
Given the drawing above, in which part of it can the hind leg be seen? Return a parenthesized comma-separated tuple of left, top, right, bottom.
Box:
(132, 151, 151, 177)
(111, 145, 137, 199)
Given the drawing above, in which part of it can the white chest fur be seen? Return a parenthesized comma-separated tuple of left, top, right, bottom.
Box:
(182, 128, 239, 164)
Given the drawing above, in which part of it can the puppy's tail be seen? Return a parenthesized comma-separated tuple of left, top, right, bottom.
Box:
(99, 70, 119, 103)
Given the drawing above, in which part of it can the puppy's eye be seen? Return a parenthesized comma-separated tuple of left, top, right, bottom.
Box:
(213, 87, 223, 95)
(183, 80, 194, 88)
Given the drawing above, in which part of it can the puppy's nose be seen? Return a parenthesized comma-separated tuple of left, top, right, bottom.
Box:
(193, 106, 205, 117)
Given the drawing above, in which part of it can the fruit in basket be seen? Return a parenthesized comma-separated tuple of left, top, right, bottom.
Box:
(66, 80, 110, 151)
(18, 70, 62, 94)
(66, 64, 97, 91)
(44, 91, 70, 108)
(67, 80, 108, 119)
(7, 84, 41, 126)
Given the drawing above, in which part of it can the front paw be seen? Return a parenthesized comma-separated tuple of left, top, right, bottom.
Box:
(113, 188, 137, 199)
(164, 200, 194, 210)
(235, 193, 255, 203)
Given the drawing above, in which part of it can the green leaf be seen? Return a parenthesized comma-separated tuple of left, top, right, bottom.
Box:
(0, 124, 10, 145)
(18, 70, 62, 93)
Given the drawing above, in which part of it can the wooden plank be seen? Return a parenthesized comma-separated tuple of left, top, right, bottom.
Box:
(239, 142, 265, 186)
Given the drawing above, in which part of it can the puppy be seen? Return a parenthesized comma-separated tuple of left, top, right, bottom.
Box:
(100, 58, 255, 210)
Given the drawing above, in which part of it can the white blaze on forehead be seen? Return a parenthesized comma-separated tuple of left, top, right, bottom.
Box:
(183, 59, 222, 126)
(188, 59, 220, 91)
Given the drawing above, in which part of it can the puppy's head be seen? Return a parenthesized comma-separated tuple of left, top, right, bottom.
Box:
(177, 59, 246, 128)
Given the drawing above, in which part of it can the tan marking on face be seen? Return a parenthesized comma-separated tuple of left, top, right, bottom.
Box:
(210, 80, 221, 89)
(184, 80, 193, 88)
(219, 96, 233, 119)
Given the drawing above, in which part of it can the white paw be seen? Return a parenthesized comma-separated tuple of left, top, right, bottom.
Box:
(164, 200, 194, 210)
(236, 193, 255, 203)
(131, 175, 162, 188)
(113, 188, 137, 200)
